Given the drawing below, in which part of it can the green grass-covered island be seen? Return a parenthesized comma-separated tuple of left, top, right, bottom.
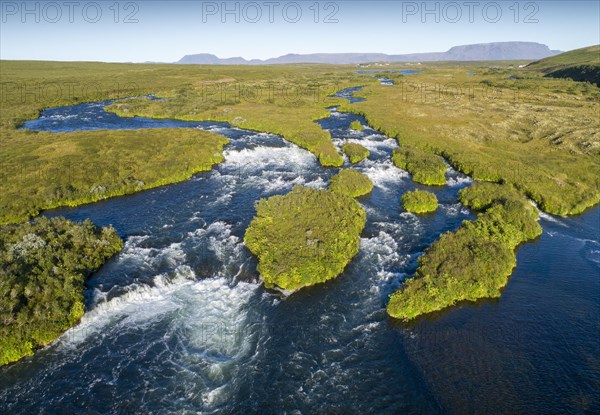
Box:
(350, 120, 365, 131)
(0, 217, 123, 366)
(244, 186, 367, 292)
(402, 190, 439, 214)
(329, 168, 374, 198)
(342, 142, 370, 164)
(387, 183, 542, 320)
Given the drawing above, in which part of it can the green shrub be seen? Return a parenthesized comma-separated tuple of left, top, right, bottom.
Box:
(350, 120, 365, 131)
(387, 229, 516, 320)
(329, 168, 374, 197)
(464, 198, 542, 249)
(387, 184, 541, 320)
(342, 143, 370, 163)
(402, 190, 438, 213)
(316, 142, 344, 167)
(0, 217, 123, 366)
(392, 146, 447, 186)
(459, 182, 521, 211)
(244, 186, 366, 291)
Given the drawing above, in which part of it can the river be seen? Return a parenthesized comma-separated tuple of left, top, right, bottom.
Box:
(1, 88, 598, 414)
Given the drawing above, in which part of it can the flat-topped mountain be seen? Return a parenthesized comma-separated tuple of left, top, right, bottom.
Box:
(178, 42, 561, 65)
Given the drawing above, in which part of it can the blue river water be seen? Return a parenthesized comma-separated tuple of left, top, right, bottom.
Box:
(0, 89, 598, 414)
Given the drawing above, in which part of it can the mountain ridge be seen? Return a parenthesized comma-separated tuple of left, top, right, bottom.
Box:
(178, 42, 561, 65)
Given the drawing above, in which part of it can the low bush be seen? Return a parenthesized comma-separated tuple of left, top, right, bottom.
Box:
(402, 190, 438, 213)
(392, 146, 447, 186)
(342, 142, 370, 163)
(329, 168, 374, 197)
(0, 217, 123, 366)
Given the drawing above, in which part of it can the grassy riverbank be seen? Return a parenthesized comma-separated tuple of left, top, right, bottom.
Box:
(341, 62, 600, 215)
(0, 60, 370, 223)
(0, 128, 228, 224)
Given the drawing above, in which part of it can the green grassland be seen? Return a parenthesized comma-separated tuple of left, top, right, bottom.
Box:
(341, 61, 600, 215)
(244, 186, 366, 292)
(103, 67, 368, 166)
(342, 142, 370, 163)
(401, 190, 438, 213)
(0, 217, 122, 366)
(0, 60, 370, 224)
(329, 168, 373, 197)
(388, 183, 542, 320)
(1, 128, 228, 224)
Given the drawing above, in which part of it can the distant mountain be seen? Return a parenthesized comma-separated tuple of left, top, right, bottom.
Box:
(177, 42, 561, 65)
(177, 53, 263, 65)
(440, 42, 561, 61)
(262, 53, 393, 64)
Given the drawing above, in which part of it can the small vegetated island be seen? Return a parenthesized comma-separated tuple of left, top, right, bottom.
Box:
(350, 120, 365, 131)
(244, 186, 367, 292)
(329, 168, 374, 198)
(0, 217, 123, 366)
(392, 146, 447, 186)
(387, 183, 542, 320)
(342, 142, 370, 164)
(402, 190, 438, 214)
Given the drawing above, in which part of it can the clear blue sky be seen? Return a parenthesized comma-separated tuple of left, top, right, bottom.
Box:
(1, 1, 598, 62)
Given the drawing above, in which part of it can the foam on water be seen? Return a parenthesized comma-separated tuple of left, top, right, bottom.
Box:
(440, 203, 470, 217)
(55, 271, 261, 413)
(186, 221, 245, 274)
(539, 210, 568, 225)
(359, 231, 403, 269)
(335, 137, 397, 158)
(446, 175, 473, 187)
(44, 114, 79, 120)
(303, 176, 327, 189)
(222, 146, 316, 172)
(176, 277, 258, 359)
(360, 160, 409, 190)
(117, 235, 187, 271)
(60, 266, 198, 347)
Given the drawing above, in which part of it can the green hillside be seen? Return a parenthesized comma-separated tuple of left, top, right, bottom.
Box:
(525, 45, 600, 85)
